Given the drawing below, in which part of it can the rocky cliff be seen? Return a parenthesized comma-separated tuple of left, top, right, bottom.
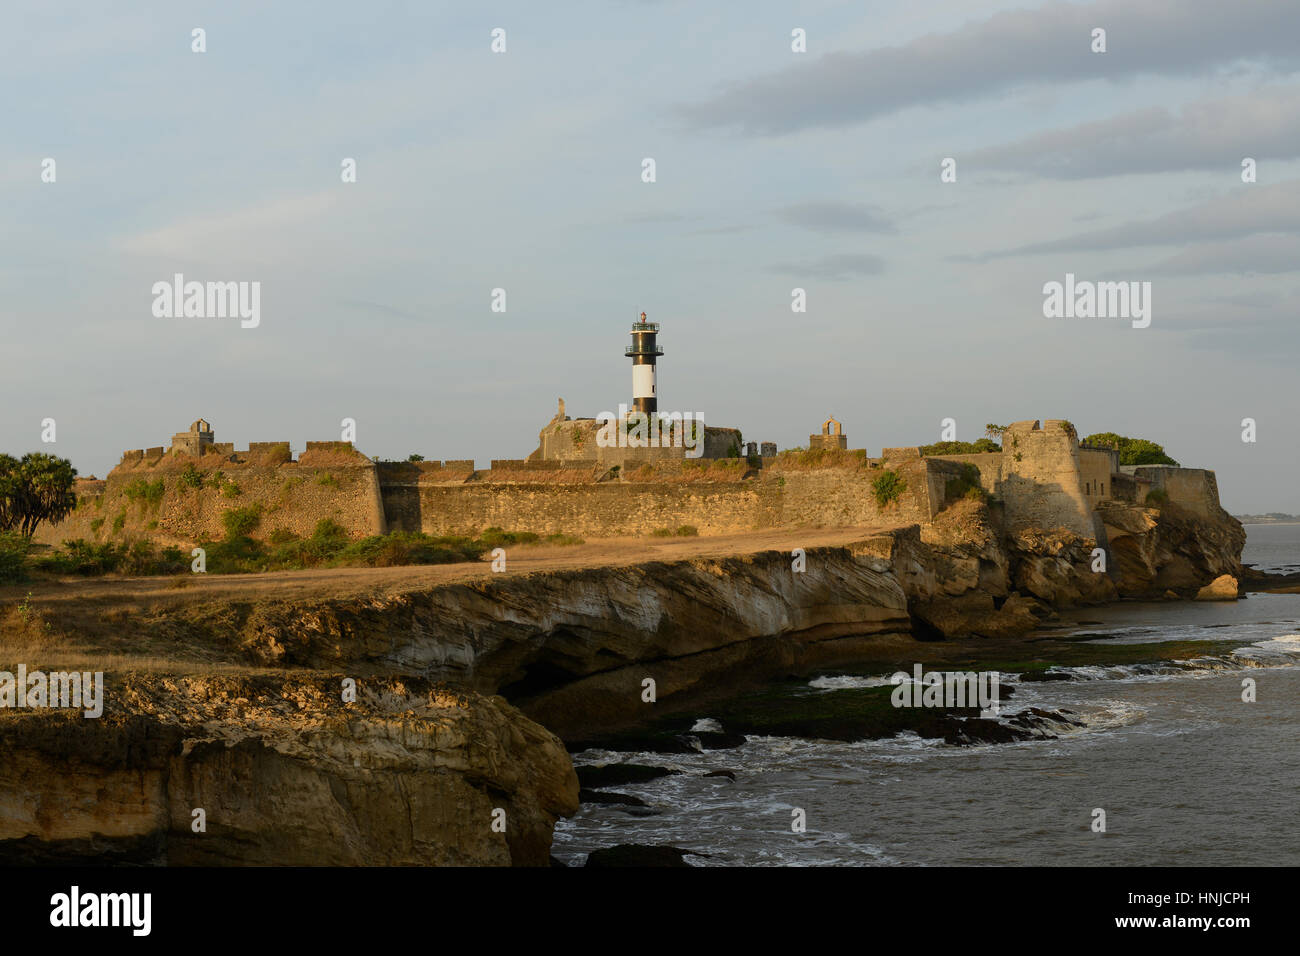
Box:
(0, 674, 577, 866)
(3, 495, 1244, 863)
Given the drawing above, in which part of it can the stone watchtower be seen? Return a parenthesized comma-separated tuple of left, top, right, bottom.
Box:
(809, 417, 847, 451)
(170, 418, 215, 456)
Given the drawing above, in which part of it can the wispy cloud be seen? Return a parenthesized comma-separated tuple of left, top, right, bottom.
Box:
(974, 179, 1300, 259)
(675, 0, 1300, 135)
(775, 201, 896, 234)
(769, 253, 885, 279)
(967, 85, 1300, 179)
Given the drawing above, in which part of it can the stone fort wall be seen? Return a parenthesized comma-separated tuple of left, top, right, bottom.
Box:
(35, 418, 1228, 548)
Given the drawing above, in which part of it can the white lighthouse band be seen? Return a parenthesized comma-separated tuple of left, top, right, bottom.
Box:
(633, 364, 656, 401)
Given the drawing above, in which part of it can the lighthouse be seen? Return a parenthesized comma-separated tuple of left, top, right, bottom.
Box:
(626, 311, 662, 414)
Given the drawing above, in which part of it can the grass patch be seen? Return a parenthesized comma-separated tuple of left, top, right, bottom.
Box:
(123, 477, 166, 509)
(651, 525, 699, 538)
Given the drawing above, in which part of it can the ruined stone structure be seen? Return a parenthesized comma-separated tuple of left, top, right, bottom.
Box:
(809, 417, 847, 451)
(921, 419, 1225, 539)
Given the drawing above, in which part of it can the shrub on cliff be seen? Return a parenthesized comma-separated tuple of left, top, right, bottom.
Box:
(872, 470, 906, 509)
(177, 463, 204, 490)
(221, 505, 263, 539)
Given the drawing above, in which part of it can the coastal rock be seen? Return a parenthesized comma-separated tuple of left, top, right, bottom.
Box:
(584, 844, 696, 867)
(1098, 500, 1244, 598)
(0, 675, 577, 866)
(1194, 574, 1239, 601)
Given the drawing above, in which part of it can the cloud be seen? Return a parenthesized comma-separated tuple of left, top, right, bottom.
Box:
(1148, 234, 1300, 274)
(977, 179, 1300, 258)
(675, 0, 1300, 135)
(775, 201, 896, 234)
(769, 253, 885, 279)
(967, 85, 1300, 178)
(113, 192, 340, 265)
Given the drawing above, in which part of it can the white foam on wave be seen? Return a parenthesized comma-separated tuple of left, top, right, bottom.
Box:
(1233, 633, 1300, 662)
(808, 674, 900, 690)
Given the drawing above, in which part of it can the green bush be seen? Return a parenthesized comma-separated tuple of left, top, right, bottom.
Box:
(90, 517, 105, 534)
(1084, 432, 1179, 467)
(177, 463, 204, 490)
(1145, 488, 1169, 507)
(651, 527, 675, 537)
(112, 510, 126, 533)
(872, 470, 906, 509)
(675, 525, 699, 537)
(920, 439, 1001, 456)
(37, 539, 125, 575)
(311, 518, 348, 541)
(221, 505, 263, 539)
(0, 531, 29, 584)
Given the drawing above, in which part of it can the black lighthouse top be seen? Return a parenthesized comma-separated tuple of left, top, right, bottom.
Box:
(626, 311, 663, 356)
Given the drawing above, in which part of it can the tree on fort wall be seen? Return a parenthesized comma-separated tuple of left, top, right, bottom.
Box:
(0, 452, 78, 538)
(1083, 432, 1180, 467)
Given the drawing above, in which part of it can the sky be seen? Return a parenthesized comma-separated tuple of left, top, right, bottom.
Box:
(2, 0, 1298, 512)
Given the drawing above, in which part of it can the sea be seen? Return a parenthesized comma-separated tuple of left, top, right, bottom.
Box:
(553, 523, 1300, 866)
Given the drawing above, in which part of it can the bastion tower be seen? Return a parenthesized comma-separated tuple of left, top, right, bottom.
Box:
(626, 311, 662, 414)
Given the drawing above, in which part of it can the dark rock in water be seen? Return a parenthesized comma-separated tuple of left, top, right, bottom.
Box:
(693, 731, 747, 750)
(1020, 670, 1072, 682)
(618, 805, 662, 817)
(702, 769, 737, 781)
(550, 855, 567, 867)
(941, 718, 1036, 746)
(585, 844, 695, 867)
(576, 763, 680, 789)
(579, 788, 648, 807)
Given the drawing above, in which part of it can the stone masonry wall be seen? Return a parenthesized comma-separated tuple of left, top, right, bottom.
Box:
(35, 448, 385, 547)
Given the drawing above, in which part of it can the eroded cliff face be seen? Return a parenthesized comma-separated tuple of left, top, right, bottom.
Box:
(111, 498, 1245, 742)
(0, 675, 577, 866)
(1098, 500, 1245, 597)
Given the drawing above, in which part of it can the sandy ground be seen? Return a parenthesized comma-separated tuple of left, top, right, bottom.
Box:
(2, 526, 899, 616)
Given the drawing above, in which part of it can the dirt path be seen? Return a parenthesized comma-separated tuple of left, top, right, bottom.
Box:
(3, 526, 902, 615)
